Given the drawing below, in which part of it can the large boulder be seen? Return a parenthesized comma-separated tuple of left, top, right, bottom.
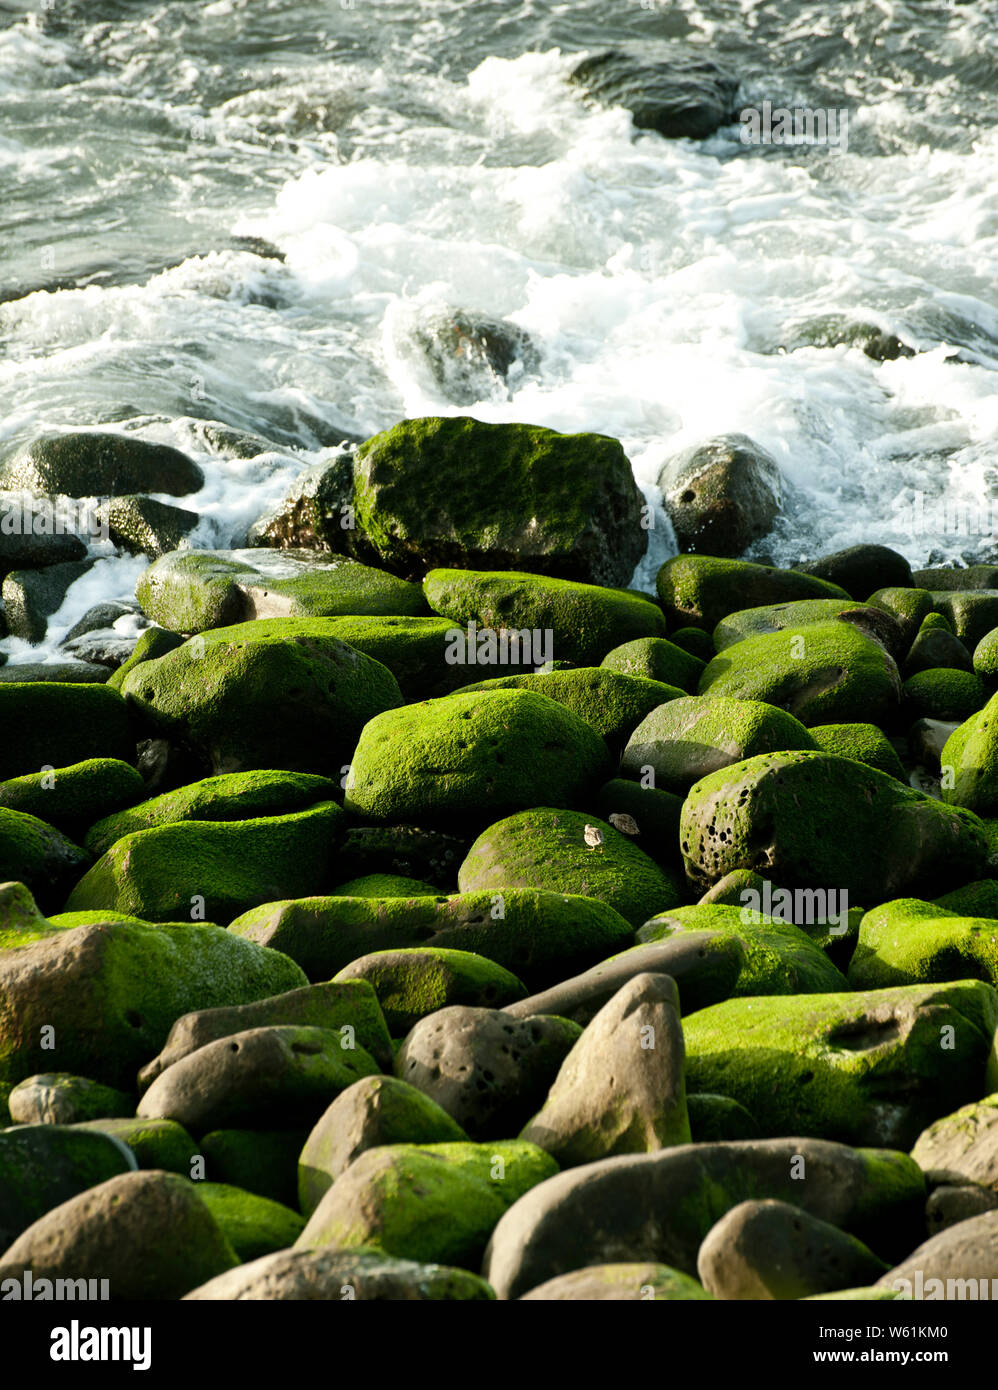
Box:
(0, 1124, 136, 1250)
(334, 947, 526, 1034)
(849, 899, 998, 990)
(601, 636, 705, 692)
(353, 417, 646, 585)
(184, 1246, 494, 1300)
(940, 691, 998, 816)
(65, 801, 344, 923)
(2, 559, 95, 642)
(482, 1138, 924, 1297)
(0, 759, 144, 840)
(911, 1094, 998, 1190)
(793, 545, 913, 599)
(568, 45, 739, 140)
(0, 919, 306, 1088)
(458, 808, 683, 927)
(682, 981, 998, 1148)
(657, 434, 781, 556)
(135, 548, 427, 634)
(423, 567, 666, 666)
(118, 619, 402, 777)
(0, 432, 204, 497)
(344, 688, 611, 828)
(0, 808, 90, 912)
(679, 751, 988, 900)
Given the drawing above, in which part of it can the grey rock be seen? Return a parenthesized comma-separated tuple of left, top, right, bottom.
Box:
(7, 1073, 133, 1126)
(95, 495, 200, 557)
(2, 559, 95, 641)
(569, 46, 738, 140)
(0, 432, 204, 498)
(876, 1210, 998, 1293)
(926, 1184, 998, 1236)
(658, 434, 781, 557)
(184, 1246, 494, 1300)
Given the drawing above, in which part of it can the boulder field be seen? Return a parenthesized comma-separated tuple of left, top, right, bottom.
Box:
(3, 419, 998, 1301)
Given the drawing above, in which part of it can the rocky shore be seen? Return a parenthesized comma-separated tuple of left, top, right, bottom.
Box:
(2, 415, 998, 1302)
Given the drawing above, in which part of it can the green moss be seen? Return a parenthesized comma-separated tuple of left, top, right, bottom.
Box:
(66, 801, 344, 923)
(656, 554, 848, 631)
(0, 805, 90, 913)
(0, 759, 145, 836)
(85, 769, 339, 858)
(902, 667, 986, 723)
(457, 808, 682, 928)
(459, 667, 684, 751)
(423, 567, 666, 666)
(669, 626, 716, 661)
(687, 1093, 759, 1142)
(119, 620, 402, 777)
(344, 688, 611, 828)
(931, 591, 998, 649)
(595, 778, 684, 862)
(295, 1139, 559, 1268)
(621, 694, 817, 795)
(201, 1128, 306, 1208)
(712, 598, 880, 651)
(866, 587, 934, 649)
(229, 888, 634, 988)
(330, 873, 439, 898)
(850, 898, 998, 989)
(973, 627, 998, 684)
(680, 750, 988, 902)
(0, 682, 133, 781)
(809, 723, 906, 780)
(683, 981, 998, 1147)
(940, 691, 998, 815)
(334, 947, 526, 1034)
(523, 1263, 715, 1300)
(935, 879, 998, 918)
(0, 881, 62, 949)
(106, 626, 185, 690)
(698, 621, 901, 728)
(0, 1125, 136, 1248)
(194, 1181, 306, 1261)
(601, 637, 705, 693)
(638, 902, 849, 995)
(72, 1117, 199, 1173)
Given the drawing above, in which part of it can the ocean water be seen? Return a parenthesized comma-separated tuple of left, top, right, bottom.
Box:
(2, 0, 998, 660)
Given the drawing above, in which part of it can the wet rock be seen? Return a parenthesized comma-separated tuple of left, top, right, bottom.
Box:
(401, 304, 540, 405)
(792, 544, 914, 599)
(785, 315, 916, 362)
(2, 559, 95, 641)
(95, 495, 199, 557)
(658, 434, 781, 557)
(247, 451, 362, 552)
(568, 46, 739, 140)
(0, 432, 204, 498)
(185, 1246, 495, 1300)
(0, 495, 87, 574)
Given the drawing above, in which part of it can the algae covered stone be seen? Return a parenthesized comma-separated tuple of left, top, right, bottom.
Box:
(0, 807, 90, 912)
(194, 1182, 306, 1262)
(424, 567, 666, 666)
(849, 898, 998, 990)
(911, 1094, 998, 1189)
(185, 1245, 495, 1301)
(698, 621, 901, 728)
(295, 1139, 558, 1269)
(620, 694, 817, 795)
(809, 723, 906, 780)
(71, 1117, 199, 1174)
(334, 947, 526, 1034)
(601, 636, 704, 693)
(940, 690, 998, 816)
(656, 554, 848, 631)
(344, 688, 611, 828)
(353, 416, 645, 586)
(7, 1073, 133, 1126)
(67, 801, 343, 923)
(682, 981, 998, 1148)
(0, 1124, 137, 1250)
(119, 619, 402, 777)
(458, 808, 682, 927)
(680, 750, 987, 901)
(0, 760, 145, 838)
(0, 682, 134, 782)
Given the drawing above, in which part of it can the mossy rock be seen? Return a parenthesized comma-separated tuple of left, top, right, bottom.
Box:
(0, 760, 145, 839)
(106, 626, 185, 691)
(201, 1128, 306, 1208)
(344, 688, 611, 828)
(867, 587, 934, 650)
(0, 682, 133, 782)
(669, 626, 715, 661)
(353, 416, 645, 586)
(712, 598, 896, 653)
(7, 1073, 132, 1125)
(330, 873, 439, 898)
(334, 947, 526, 1034)
(935, 879, 998, 918)
(687, 1093, 759, 1142)
(792, 544, 913, 599)
(915, 566, 998, 591)
(901, 668, 986, 724)
(698, 621, 901, 728)
(931, 591, 998, 650)
(95, 494, 199, 558)
(136, 547, 427, 634)
(66, 801, 344, 924)
(638, 903, 849, 996)
(904, 616, 973, 677)
(300, 615, 495, 700)
(940, 691, 998, 816)
(119, 620, 402, 778)
(193, 1182, 306, 1262)
(0, 919, 307, 1089)
(458, 808, 682, 928)
(849, 898, 998, 990)
(0, 1124, 137, 1251)
(184, 1244, 496, 1300)
(0, 881, 61, 950)
(423, 567, 666, 667)
(682, 980, 998, 1148)
(809, 723, 906, 780)
(72, 1117, 199, 1173)
(84, 769, 339, 858)
(229, 888, 634, 989)
(458, 667, 684, 752)
(656, 554, 848, 632)
(620, 694, 817, 795)
(680, 750, 988, 902)
(595, 778, 684, 866)
(0, 807, 91, 914)
(601, 637, 705, 693)
(521, 1262, 715, 1300)
(973, 627, 998, 685)
(0, 431, 203, 497)
(294, 1139, 559, 1269)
